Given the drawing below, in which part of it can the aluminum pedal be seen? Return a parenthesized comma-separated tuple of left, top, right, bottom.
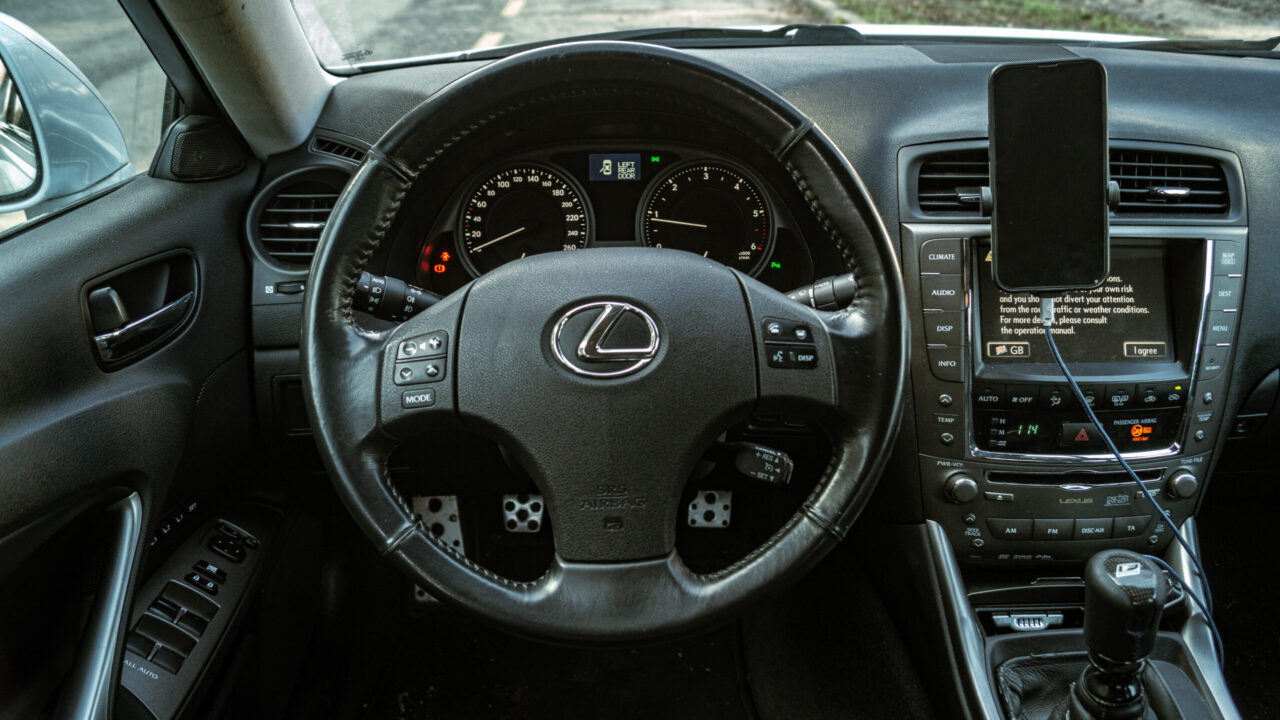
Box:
(502, 494, 545, 533)
(687, 490, 732, 528)
(410, 495, 463, 604)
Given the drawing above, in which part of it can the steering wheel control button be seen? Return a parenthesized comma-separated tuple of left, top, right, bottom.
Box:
(765, 342, 818, 369)
(185, 572, 219, 596)
(501, 494, 545, 533)
(919, 238, 963, 275)
(551, 301, 660, 378)
(394, 358, 447, 385)
(401, 388, 437, 409)
(397, 331, 449, 360)
(1033, 518, 1074, 541)
(987, 518, 1032, 540)
(927, 346, 963, 382)
(1073, 518, 1114, 541)
(732, 444, 794, 484)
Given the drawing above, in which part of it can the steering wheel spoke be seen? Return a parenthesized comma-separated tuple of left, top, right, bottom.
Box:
(376, 292, 466, 439)
(740, 275, 840, 422)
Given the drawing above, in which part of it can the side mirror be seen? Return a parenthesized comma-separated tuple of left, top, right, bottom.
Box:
(0, 14, 133, 216)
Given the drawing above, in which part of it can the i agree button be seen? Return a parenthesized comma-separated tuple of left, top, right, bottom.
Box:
(1123, 341, 1167, 359)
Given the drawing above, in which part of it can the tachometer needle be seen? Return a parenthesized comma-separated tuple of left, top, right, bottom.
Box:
(649, 217, 709, 229)
(471, 225, 527, 252)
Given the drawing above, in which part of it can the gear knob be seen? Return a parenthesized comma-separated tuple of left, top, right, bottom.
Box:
(1083, 550, 1168, 668)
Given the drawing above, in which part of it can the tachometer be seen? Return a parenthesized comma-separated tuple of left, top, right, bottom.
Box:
(458, 163, 590, 275)
(638, 160, 773, 274)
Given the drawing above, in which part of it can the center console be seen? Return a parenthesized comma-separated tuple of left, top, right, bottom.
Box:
(903, 224, 1246, 563)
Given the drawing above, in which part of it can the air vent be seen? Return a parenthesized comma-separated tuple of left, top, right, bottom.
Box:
(252, 171, 345, 269)
(1110, 149, 1228, 215)
(311, 136, 366, 164)
(917, 148, 989, 214)
(916, 146, 1231, 218)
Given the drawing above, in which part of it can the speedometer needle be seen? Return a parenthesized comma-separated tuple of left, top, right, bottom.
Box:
(649, 217, 709, 229)
(471, 225, 527, 252)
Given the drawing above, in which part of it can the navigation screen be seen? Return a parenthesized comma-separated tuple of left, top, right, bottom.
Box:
(977, 246, 1174, 364)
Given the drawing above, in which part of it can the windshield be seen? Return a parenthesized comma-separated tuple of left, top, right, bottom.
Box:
(293, 0, 1280, 70)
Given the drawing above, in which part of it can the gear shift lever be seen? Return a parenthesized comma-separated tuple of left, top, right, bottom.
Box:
(1054, 549, 1168, 720)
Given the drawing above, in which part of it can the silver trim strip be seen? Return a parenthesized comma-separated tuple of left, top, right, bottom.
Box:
(1167, 518, 1241, 720)
(926, 520, 1004, 720)
(52, 492, 142, 720)
(966, 233, 1217, 465)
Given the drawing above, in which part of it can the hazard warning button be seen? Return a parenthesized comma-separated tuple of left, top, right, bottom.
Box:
(1059, 422, 1104, 449)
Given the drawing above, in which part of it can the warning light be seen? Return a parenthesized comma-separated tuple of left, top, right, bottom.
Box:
(1174, 385, 1183, 390)
(440, 251, 451, 262)
(650, 156, 661, 163)
(1130, 424, 1152, 441)
(433, 264, 447, 274)
(1073, 427, 1091, 443)
(770, 261, 782, 270)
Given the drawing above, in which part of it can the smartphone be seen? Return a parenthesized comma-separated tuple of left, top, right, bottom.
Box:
(989, 58, 1109, 293)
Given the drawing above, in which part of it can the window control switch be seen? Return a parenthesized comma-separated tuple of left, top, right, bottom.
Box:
(185, 572, 218, 596)
(177, 612, 209, 637)
(149, 597, 181, 622)
(125, 631, 155, 658)
(152, 646, 185, 674)
(193, 560, 227, 583)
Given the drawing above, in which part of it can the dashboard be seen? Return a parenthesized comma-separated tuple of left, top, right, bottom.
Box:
(246, 39, 1280, 572)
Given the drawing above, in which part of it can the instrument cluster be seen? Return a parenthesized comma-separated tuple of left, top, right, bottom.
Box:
(409, 145, 813, 294)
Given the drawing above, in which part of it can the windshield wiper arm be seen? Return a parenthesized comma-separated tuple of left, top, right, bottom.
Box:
(1103, 35, 1280, 57)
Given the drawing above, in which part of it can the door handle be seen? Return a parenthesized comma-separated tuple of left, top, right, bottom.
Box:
(93, 291, 194, 362)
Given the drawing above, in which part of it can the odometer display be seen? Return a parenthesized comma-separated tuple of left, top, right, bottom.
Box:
(458, 163, 590, 275)
(639, 160, 773, 274)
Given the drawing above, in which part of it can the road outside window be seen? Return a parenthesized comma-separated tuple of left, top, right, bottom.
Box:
(0, 1, 167, 233)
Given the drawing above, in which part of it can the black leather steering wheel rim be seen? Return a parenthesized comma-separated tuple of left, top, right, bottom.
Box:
(301, 41, 908, 643)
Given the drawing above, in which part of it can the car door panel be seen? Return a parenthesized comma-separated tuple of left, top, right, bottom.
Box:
(0, 166, 257, 719)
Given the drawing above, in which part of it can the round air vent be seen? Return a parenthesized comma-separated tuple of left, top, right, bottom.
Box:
(248, 167, 350, 270)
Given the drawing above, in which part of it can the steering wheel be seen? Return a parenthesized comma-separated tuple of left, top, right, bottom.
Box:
(301, 41, 907, 643)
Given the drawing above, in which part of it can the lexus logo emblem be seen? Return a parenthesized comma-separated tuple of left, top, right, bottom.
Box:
(551, 301, 660, 378)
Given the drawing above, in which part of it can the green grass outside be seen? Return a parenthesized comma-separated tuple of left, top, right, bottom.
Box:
(836, 0, 1168, 37)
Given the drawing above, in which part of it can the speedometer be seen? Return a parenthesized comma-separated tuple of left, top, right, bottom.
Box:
(638, 160, 773, 274)
(458, 163, 590, 275)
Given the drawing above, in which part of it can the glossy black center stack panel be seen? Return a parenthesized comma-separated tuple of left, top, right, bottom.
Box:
(901, 199, 1245, 563)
